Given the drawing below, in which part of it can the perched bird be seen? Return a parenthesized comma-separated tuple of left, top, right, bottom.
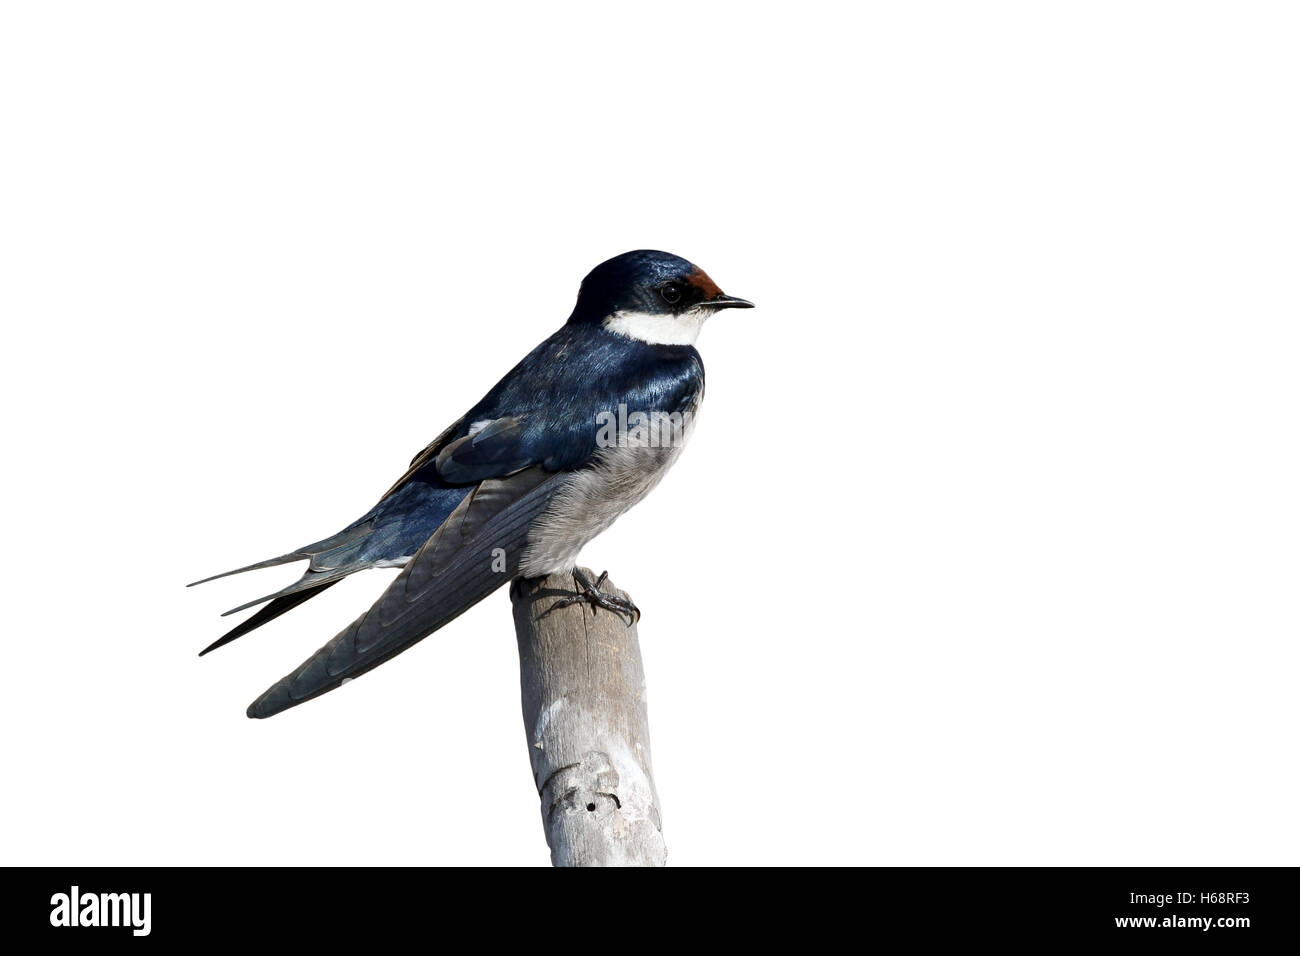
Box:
(192, 250, 753, 718)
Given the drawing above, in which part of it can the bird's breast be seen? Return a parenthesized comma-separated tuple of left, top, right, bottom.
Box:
(519, 400, 699, 576)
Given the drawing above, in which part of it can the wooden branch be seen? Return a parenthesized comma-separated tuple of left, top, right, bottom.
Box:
(511, 569, 667, 867)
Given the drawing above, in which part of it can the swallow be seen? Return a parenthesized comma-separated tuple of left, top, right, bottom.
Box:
(191, 250, 753, 718)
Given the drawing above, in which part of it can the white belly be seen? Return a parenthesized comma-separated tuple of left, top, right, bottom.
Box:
(519, 414, 695, 576)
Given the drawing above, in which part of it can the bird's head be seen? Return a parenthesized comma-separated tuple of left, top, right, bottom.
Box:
(568, 250, 753, 346)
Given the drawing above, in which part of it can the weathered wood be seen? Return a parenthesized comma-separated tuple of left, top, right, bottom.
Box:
(511, 569, 666, 867)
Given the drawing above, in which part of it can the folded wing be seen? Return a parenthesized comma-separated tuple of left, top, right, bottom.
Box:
(246, 462, 561, 717)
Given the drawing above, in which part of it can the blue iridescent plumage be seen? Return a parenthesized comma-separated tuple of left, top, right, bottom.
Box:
(191, 250, 751, 717)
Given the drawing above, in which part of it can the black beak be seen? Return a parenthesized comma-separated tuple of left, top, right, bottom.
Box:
(705, 294, 755, 310)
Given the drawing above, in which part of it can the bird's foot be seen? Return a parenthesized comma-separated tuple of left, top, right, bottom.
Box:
(542, 568, 641, 627)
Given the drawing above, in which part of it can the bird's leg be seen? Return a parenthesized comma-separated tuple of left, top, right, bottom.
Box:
(541, 568, 641, 627)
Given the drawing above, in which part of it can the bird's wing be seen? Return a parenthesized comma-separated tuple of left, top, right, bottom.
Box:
(379, 415, 466, 500)
(246, 408, 569, 717)
(247, 462, 561, 717)
(191, 415, 475, 652)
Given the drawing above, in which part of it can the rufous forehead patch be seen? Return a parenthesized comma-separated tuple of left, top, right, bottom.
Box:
(686, 268, 723, 299)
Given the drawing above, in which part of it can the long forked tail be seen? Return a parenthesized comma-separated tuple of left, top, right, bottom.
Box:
(189, 521, 376, 653)
(198, 580, 341, 656)
(246, 468, 561, 718)
(186, 552, 305, 588)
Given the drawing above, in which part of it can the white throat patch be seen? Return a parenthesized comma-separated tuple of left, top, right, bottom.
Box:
(603, 307, 709, 346)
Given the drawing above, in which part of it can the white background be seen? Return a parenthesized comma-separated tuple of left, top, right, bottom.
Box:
(2, 2, 1297, 866)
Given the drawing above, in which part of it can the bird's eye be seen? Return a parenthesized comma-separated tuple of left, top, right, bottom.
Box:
(660, 283, 683, 305)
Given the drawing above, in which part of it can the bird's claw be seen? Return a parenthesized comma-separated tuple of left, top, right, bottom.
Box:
(541, 568, 640, 627)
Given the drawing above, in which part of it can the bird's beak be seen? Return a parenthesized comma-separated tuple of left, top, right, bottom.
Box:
(704, 294, 755, 310)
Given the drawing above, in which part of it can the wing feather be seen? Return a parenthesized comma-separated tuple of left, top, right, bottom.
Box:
(246, 466, 562, 718)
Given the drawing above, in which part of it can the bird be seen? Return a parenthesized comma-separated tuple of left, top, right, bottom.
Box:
(191, 250, 753, 718)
